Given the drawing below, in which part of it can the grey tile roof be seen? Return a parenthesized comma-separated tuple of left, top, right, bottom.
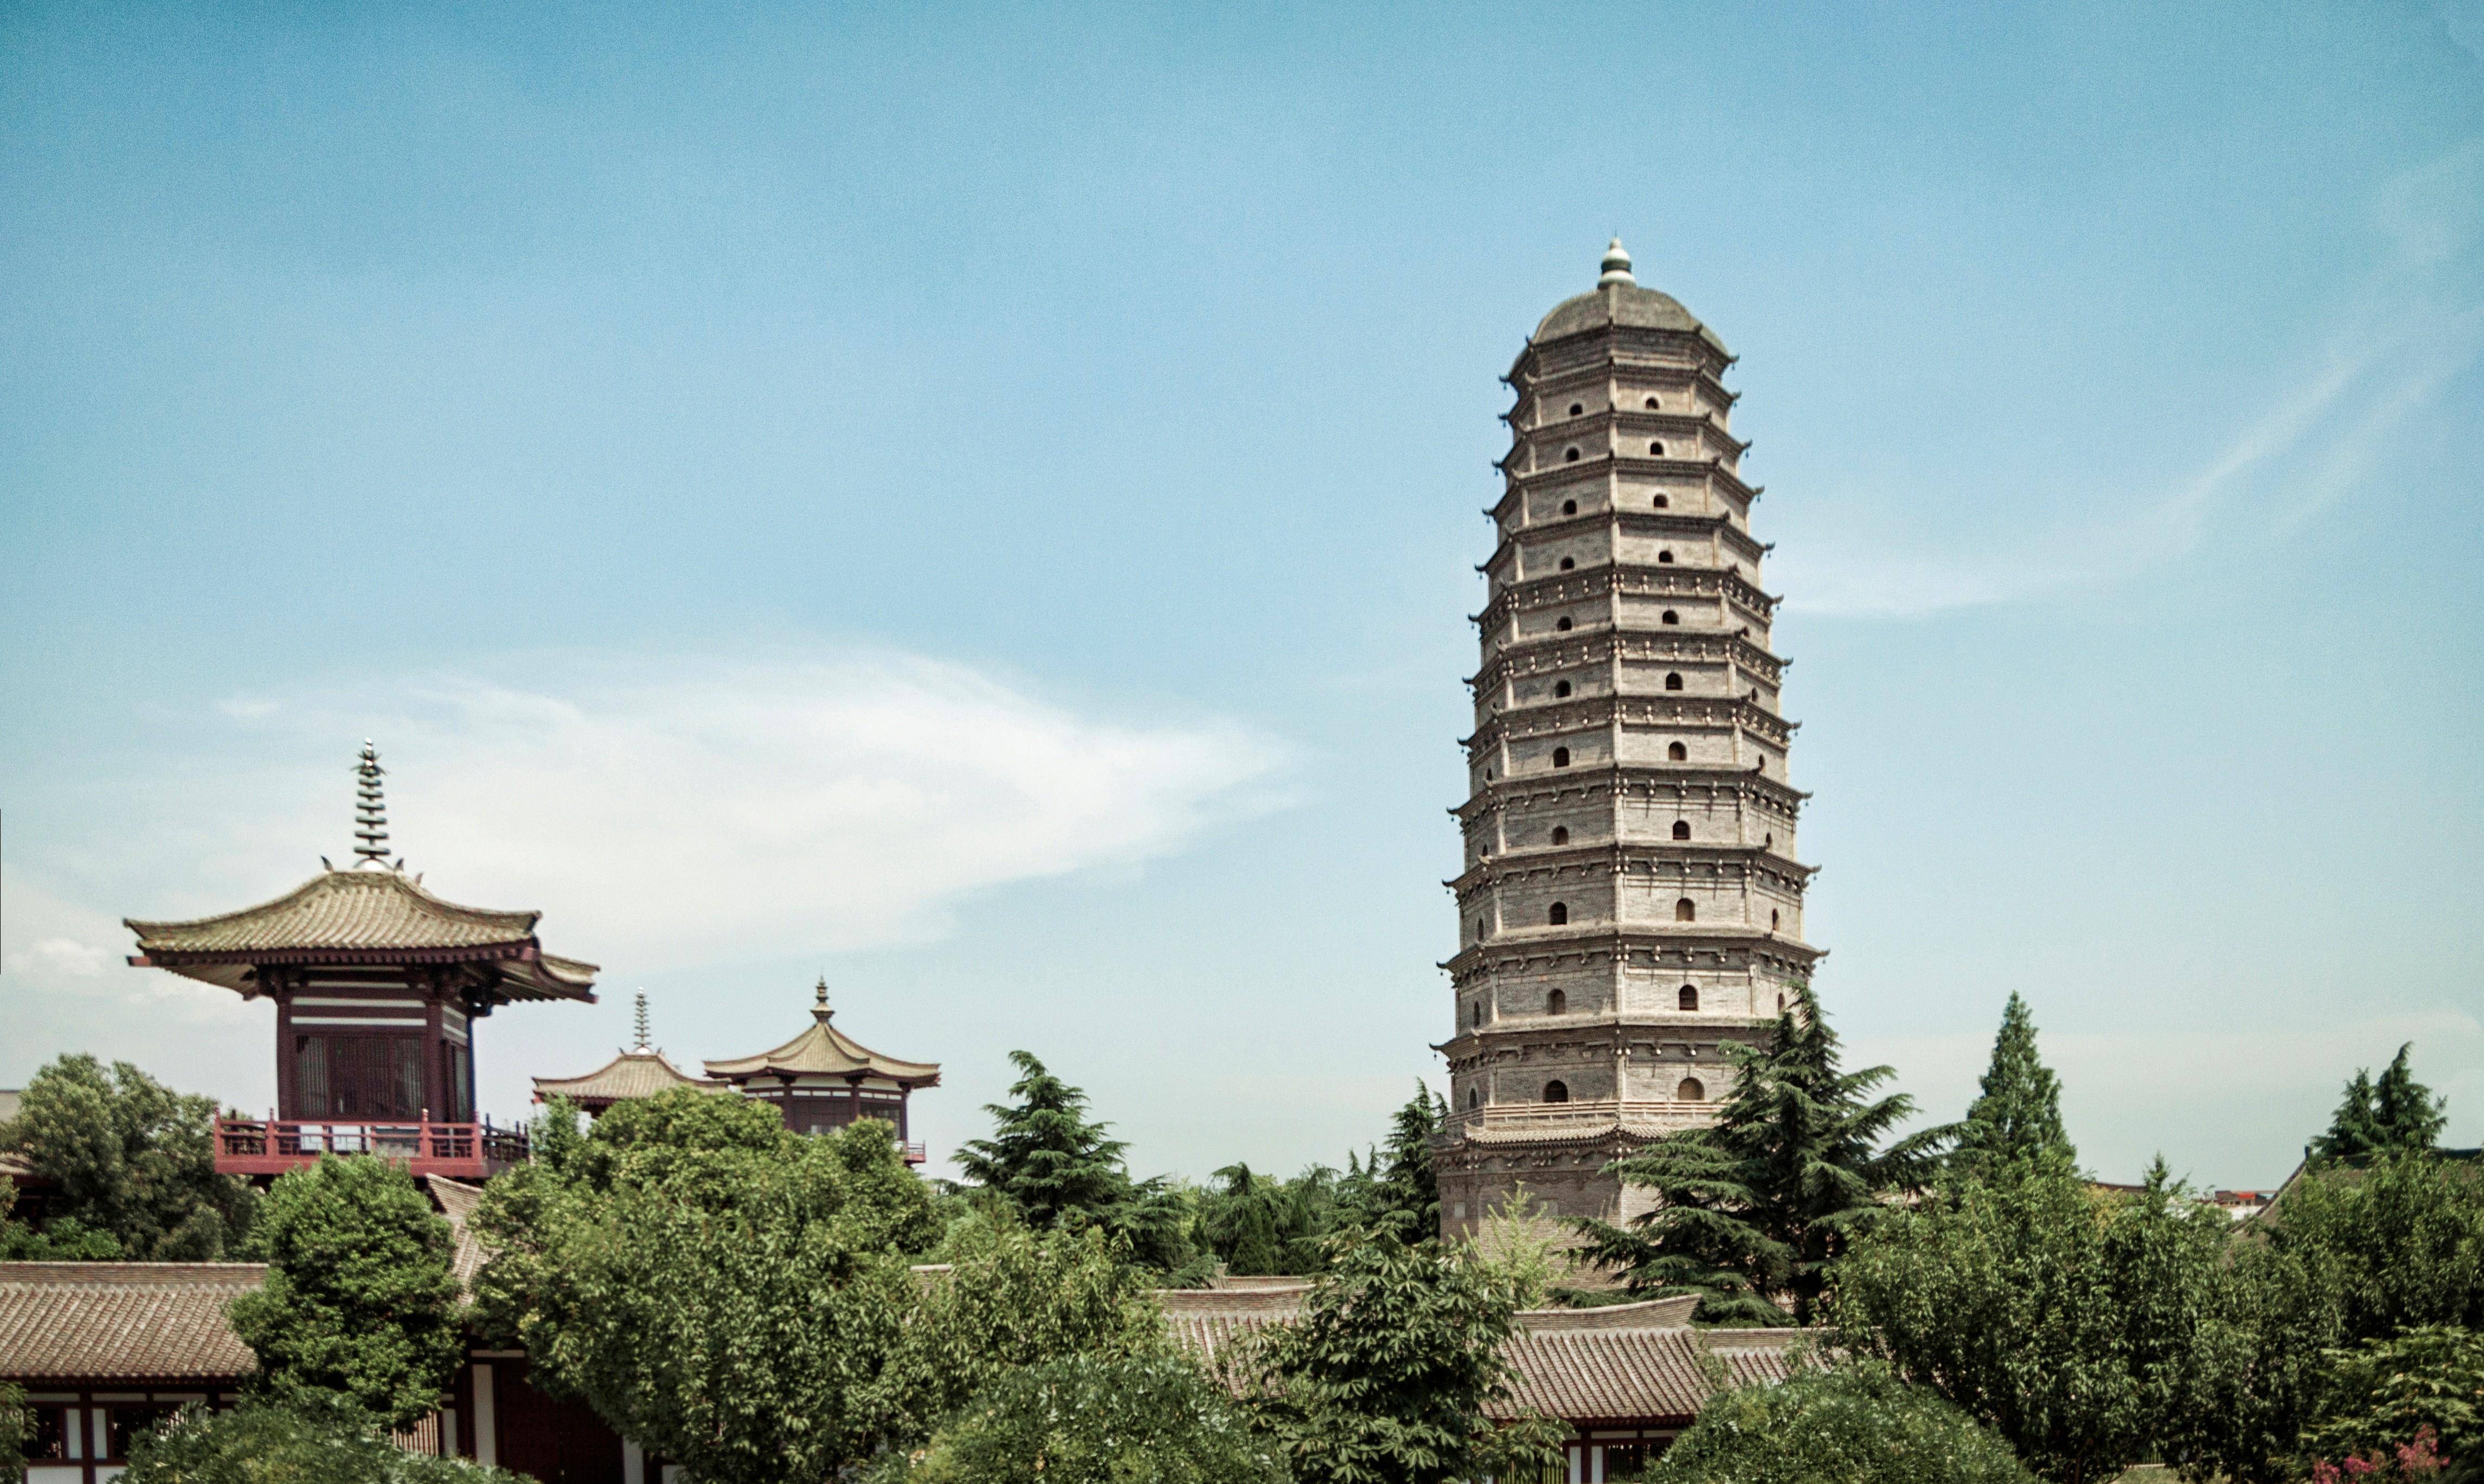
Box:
(533, 1050, 729, 1109)
(0, 1262, 263, 1382)
(126, 867, 597, 1002)
(1532, 284, 1732, 357)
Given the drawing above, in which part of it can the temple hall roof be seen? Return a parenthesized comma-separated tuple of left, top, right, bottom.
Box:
(125, 866, 597, 1003)
(1527, 238, 1731, 358)
(0, 1262, 264, 1382)
(703, 981, 940, 1087)
(535, 1049, 729, 1110)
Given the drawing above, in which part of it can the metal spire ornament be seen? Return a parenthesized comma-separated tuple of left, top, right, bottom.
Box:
(632, 991, 652, 1055)
(352, 741, 391, 866)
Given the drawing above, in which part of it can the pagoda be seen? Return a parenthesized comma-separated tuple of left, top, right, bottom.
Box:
(125, 742, 598, 1180)
(703, 980, 938, 1162)
(532, 992, 727, 1115)
(1432, 241, 1821, 1235)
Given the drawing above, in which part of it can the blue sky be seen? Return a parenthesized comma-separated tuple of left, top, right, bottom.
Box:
(3, 2, 2480, 1187)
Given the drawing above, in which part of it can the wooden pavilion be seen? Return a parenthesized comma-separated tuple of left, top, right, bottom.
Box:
(703, 980, 938, 1162)
(123, 743, 598, 1181)
(532, 992, 728, 1115)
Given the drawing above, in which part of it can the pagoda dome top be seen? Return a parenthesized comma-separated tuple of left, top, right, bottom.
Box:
(1528, 237, 1730, 357)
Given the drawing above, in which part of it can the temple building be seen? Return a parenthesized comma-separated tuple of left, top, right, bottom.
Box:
(123, 743, 598, 1181)
(1433, 241, 1821, 1234)
(702, 980, 938, 1162)
(532, 992, 728, 1116)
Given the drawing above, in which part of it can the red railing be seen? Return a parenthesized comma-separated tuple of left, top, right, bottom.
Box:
(900, 1140, 928, 1164)
(214, 1116, 529, 1181)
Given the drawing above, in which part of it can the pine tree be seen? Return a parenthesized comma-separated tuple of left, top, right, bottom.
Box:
(957, 1052, 1132, 1229)
(2371, 1044, 2447, 1152)
(2310, 1046, 2443, 1164)
(1371, 1083, 1444, 1239)
(1575, 983, 1946, 1325)
(1951, 992, 2077, 1181)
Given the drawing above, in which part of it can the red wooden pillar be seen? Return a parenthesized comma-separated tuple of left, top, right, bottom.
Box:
(271, 969, 300, 1119)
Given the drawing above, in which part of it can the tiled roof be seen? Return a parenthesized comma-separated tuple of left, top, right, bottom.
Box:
(705, 1001, 939, 1086)
(1156, 1286, 1797, 1427)
(534, 1050, 728, 1109)
(0, 1262, 263, 1382)
(425, 1177, 489, 1295)
(1531, 283, 1731, 357)
(126, 867, 597, 1003)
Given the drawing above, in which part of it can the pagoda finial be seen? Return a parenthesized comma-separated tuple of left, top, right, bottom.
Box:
(1598, 236, 1635, 289)
(632, 990, 652, 1054)
(813, 975, 833, 1023)
(352, 741, 391, 866)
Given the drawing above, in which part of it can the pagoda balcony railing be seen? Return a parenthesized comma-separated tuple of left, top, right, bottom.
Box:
(900, 1140, 928, 1164)
(213, 1115, 529, 1182)
(1442, 1098, 1714, 1138)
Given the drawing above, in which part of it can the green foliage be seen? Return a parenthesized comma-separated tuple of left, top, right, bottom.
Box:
(477, 1089, 1152, 1484)
(225, 1155, 466, 1431)
(2, 1054, 257, 1259)
(2305, 1326, 2484, 1466)
(870, 1353, 1288, 1484)
(0, 1191, 122, 1260)
(959, 1052, 1134, 1228)
(1580, 984, 1945, 1325)
(1651, 1359, 2037, 1484)
(1832, 1159, 2230, 1484)
(956, 1052, 1200, 1273)
(1199, 1164, 1337, 1277)
(2311, 1046, 2447, 1164)
(1245, 1227, 1564, 1484)
(1363, 1084, 1445, 1240)
(2177, 1156, 2484, 1484)
(120, 1395, 528, 1483)
(1466, 1183, 1558, 1311)
(1950, 993, 2075, 1182)
(1, 1380, 26, 1484)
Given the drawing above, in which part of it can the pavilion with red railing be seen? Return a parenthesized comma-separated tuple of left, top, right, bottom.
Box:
(124, 743, 598, 1182)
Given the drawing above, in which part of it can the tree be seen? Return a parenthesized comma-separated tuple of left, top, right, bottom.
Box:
(1831, 1159, 2230, 1484)
(2174, 1151, 2484, 1484)
(2304, 1326, 2484, 1468)
(1245, 1227, 1563, 1484)
(1364, 1084, 1445, 1240)
(476, 1088, 1157, 1484)
(0, 1182, 120, 1260)
(1950, 993, 2075, 1181)
(2311, 1046, 2446, 1164)
(2, 1054, 256, 1259)
(1, 1382, 26, 1484)
(121, 1395, 527, 1483)
(958, 1052, 1133, 1228)
(1651, 1360, 2037, 1484)
(226, 1155, 466, 1431)
(870, 1353, 1286, 1484)
(1199, 1164, 1334, 1277)
(1577, 984, 1945, 1324)
(956, 1052, 1200, 1274)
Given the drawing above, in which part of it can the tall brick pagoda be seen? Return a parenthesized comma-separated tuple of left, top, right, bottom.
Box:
(1433, 240, 1820, 1235)
(125, 743, 598, 1179)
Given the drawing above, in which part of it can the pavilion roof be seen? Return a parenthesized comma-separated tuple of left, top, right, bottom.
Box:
(704, 981, 939, 1086)
(126, 866, 597, 1003)
(534, 1048, 729, 1109)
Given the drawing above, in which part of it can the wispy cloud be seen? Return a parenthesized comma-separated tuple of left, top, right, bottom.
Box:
(76, 648, 1291, 971)
(1782, 140, 2484, 620)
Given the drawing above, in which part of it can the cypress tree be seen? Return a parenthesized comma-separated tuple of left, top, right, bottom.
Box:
(957, 1051, 1131, 1228)
(2311, 1045, 2443, 1164)
(1575, 983, 1946, 1325)
(2371, 1043, 2447, 1153)
(1951, 992, 2077, 1181)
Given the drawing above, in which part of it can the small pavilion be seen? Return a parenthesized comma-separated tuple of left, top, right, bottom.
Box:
(703, 980, 939, 1162)
(532, 992, 727, 1116)
(124, 743, 597, 1180)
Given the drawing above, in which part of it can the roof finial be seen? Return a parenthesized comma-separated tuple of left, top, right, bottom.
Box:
(352, 741, 391, 866)
(1599, 236, 1635, 289)
(632, 990, 652, 1054)
(813, 975, 833, 1022)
